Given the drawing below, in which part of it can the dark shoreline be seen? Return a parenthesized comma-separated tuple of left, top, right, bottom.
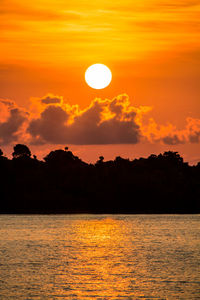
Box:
(0, 146, 199, 214)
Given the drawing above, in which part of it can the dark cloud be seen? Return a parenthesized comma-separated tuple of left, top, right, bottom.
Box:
(28, 105, 69, 144)
(0, 99, 15, 106)
(28, 95, 141, 145)
(188, 132, 200, 143)
(0, 108, 27, 144)
(41, 95, 62, 105)
(162, 135, 184, 145)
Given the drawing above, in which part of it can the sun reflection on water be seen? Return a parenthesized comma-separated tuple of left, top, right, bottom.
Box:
(56, 217, 136, 298)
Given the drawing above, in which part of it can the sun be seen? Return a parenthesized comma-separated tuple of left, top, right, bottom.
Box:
(85, 64, 112, 89)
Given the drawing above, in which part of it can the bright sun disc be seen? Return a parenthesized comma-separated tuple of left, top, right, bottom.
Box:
(85, 64, 112, 89)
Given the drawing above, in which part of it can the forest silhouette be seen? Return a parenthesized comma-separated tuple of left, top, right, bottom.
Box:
(0, 144, 199, 213)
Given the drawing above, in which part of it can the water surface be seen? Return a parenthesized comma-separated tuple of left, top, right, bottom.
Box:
(0, 214, 199, 299)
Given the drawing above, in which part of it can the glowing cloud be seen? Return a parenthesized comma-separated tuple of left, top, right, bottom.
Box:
(0, 94, 200, 147)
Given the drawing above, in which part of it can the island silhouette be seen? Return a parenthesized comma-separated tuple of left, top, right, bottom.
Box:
(0, 144, 199, 214)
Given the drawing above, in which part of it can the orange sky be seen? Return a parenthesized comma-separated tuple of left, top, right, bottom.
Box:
(0, 0, 200, 163)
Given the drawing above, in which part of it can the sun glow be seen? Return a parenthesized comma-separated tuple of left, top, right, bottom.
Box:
(85, 64, 112, 89)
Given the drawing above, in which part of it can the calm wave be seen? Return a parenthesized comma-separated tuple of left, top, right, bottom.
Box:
(0, 214, 199, 299)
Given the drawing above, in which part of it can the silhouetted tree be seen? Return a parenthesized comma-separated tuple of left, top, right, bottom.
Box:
(114, 156, 130, 164)
(96, 156, 104, 165)
(12, 144, 31, 159)
(0, 148, 7, 161)
(161, 151, 183, 165)
(43, 149, 83, 166)
(148, 154, 157, 160)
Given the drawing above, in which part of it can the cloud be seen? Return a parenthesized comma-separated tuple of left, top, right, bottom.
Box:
(28, 94, 143, 145)
(0, 99, 28, 144)
(0, 94, 200, 147)
(28, 105, 70, 144)
(141, 116, 200, 145)
(41, 94, 63, 105)
(162, 135, 184, 145)
(185, 117, 200, 143)
(0, 99, 15, 106)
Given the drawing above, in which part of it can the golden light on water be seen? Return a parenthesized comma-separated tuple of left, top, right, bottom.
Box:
(57, 217, 136, 298)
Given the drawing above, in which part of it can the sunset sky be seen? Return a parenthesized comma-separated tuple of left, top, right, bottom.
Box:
(0, 0, 200, 163)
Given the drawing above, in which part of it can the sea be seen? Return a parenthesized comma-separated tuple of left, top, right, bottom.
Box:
(0, 214, 199, 299)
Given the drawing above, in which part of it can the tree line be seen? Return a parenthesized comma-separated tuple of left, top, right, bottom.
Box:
(0, 144, 199, 213)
